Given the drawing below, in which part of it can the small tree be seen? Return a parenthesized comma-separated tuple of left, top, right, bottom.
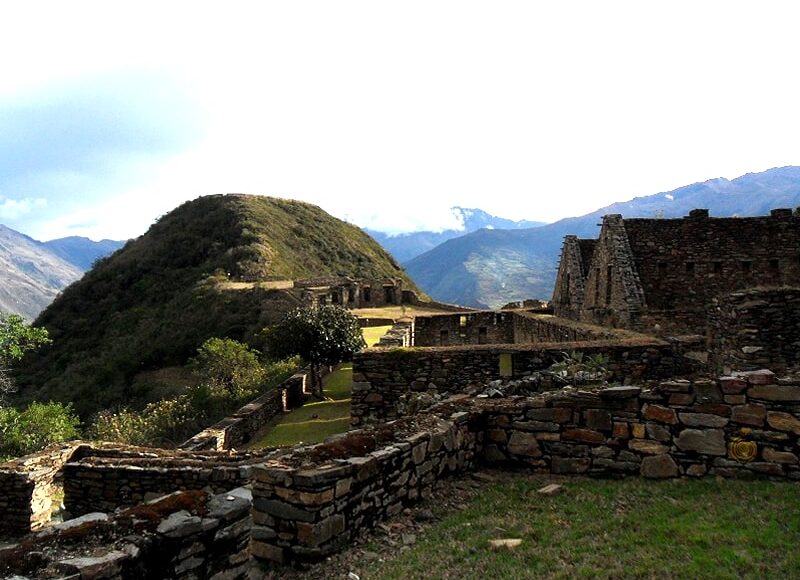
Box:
(0, 314, 50, 403)
(188, 337, 266, 395)
(266, 305, 366, 397)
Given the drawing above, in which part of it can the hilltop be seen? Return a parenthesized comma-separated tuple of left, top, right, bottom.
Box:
(406, 166, 800, 308)
(14, 194, 417, 417)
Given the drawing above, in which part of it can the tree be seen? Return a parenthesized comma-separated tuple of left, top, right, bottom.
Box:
(188, 337, 266, 395)
(266, 305, 366, 397)
(0, 314, 50, 403)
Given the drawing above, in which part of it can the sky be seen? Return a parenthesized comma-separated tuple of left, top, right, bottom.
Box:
(1, 1, 799, 241)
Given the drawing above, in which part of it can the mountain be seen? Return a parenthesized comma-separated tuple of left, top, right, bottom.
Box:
(366, 206, 546, 262)
(0, 225, 84, 320)
(43, 237, 125, 270)
(406, 166, 800, 309)
(14, 194, 418, 418)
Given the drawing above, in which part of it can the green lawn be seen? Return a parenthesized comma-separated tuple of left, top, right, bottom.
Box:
(364, 477, 800, 579)
(362, 325, 392, 347)
(251, 363, 353, 448)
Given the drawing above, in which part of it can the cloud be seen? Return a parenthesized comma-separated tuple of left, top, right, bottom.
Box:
(0, 196, 46, 219)
(0, 69, 204, 232)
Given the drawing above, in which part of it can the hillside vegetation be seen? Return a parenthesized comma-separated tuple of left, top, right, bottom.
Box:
(14, 194, 417, 418)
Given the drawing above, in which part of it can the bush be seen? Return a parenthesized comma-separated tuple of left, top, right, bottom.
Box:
(0, 402, 80, 461)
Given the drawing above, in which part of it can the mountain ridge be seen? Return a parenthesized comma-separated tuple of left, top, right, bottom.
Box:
(405, 166, 800, 308)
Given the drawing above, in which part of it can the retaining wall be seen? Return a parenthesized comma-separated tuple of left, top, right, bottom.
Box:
(351, 337, 701, 426)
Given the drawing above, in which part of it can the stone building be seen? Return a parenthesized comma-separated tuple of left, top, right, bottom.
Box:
(552, 208, 800, 335)
(295, 277, 419, 309)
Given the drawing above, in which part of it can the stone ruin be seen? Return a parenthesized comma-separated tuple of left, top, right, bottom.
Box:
(4, 210, 800, 577)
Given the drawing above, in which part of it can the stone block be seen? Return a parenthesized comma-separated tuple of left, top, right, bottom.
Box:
(731, 404, 766, 426)
(253, 499, 315, 523)
(628, 440, 669, 455)
(599, 386, 641, 399)
(669, 393, 695, 406)
(612, 422, 629, 439)
(676, 429, 726, 456)
(507, 432, 542, 458)
(766, 412, 800, 435)
(679, 413, 729, 428)
(643, 405, 678, 425)
(631, 423, 646, 438)
(156, 511, 203, 538)
(719, 376, 748, 394)
(641, 455, 679, 478)
(762, 448, 799, 464)
(686, 464, 707, 477)
(739, 369, 776, 385)
(251, 541, 285, 563)
(585, 409, 613, 431)
(749, 385, 800, 402)
(562, 428, 605, 444)
(296, 514, 346, 546)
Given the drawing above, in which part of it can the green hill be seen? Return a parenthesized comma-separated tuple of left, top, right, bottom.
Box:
(14, 194, 417, 418)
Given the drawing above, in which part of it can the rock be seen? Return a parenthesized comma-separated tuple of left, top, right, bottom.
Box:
(562, 428, 605, 444)
(297, 515, 345, 546)
(207, 493, 252, 522)
(643, 405, 678, 424)
(471, 471, 497, 482)
(762, 448, 798, 464)
(252, 499, 315, 523)
(686, 464, 707, 477)
(551, 457, 591, 474)
(676, 429, 726, 456)
(719, 376, 748, 394)
(489, 538, 523, 549)
(646, 423, 672, 442)
(599, 386, 641, 399)
(641, 455, 679, 478)
(679, 413, 729, 428)
(57, 551, 129, 579)
(628, 439, 669, 455)
(766, 412, 800, 435)
(414, 509, 436, 522)
(537, 484, 563, 496)
(748, 384, 800, 401)
(731, 404, 767, 426)
(585, 409, 612, 431)
(507, 431, 543, 457)
(738, 369, 776, 385)
(157, 511, 203, 538)
(52, 512, 108, 531)
(402, 533, 417, 545)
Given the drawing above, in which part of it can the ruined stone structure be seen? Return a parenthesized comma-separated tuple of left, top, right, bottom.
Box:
(552, 209, 800, 335)
(295, 277, 421, 309)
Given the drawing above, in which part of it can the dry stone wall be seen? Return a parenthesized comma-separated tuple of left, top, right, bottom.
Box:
(250, 412, 479, 566)
(708, 287, 800, 374)
(351, 337, 701, 426)
(0, 488, 252, 580)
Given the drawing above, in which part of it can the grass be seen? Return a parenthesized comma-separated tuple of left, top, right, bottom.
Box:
(250, 363, 353, 448)
(364, 477, 800, 579)
(362, 325, 392, 347)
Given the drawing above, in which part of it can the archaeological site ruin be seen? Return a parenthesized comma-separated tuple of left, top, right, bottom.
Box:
(3, 209, 800, 578)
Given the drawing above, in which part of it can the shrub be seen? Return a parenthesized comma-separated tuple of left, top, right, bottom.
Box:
(0, 402, 80, 461)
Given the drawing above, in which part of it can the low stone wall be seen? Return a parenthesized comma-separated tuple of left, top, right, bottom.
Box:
(62, 447, 276, 517)
(180, 368, 320, 451)
(708, 287, 800, 374)
(512, 312, 631, 344)
(0, 487, 252, 580)
(413, 311, 515, 346)
(250, 412, 479, 566)
(252, 368, 800, 567)
(351, 337, 701, 426)
(481, 369, 800, 480)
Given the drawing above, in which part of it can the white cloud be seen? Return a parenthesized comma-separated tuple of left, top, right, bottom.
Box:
(0, 197, 46, 219)
(665, 194, 674, 201)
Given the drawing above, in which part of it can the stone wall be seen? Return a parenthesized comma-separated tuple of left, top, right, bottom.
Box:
(708, 287, 800, 374)
(351, 337, 702, 426)
(0, 488, 252, 580)
(480, 369, 800, 480)
(250, 412, 479, 566)
(252, 367, 800, 566)
(413, 311, 515, 346)
(511, 312, 630, 344)
(0, 442, 84, 536)
(180, 367, 324, 451)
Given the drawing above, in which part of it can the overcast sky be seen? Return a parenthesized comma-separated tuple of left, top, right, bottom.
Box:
(1, 1, 799, 241)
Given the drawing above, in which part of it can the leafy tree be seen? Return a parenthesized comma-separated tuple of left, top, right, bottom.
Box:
(188, 337, 266, 395)
(265, 305, 366, 397)
(0, 314, 50, 403)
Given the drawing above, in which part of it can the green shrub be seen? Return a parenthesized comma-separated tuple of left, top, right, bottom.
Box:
(0, 402, 80, 461)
